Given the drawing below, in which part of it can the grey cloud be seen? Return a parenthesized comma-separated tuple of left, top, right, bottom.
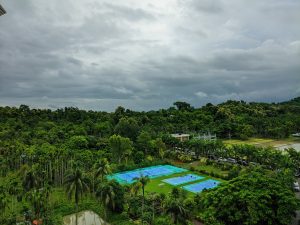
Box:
(179, 0, 223, 14)
(192, 0, 223, 13)
(103, 3, 156, 21)
(0, 0, 299, 111)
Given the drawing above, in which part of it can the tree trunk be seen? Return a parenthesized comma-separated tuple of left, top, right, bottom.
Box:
(92, 176, 95, 195)
(142, 187, 145, 225)
(152, 201, 155, 222)
(75, 210, 78, 225)
(104, 206, 107, 225)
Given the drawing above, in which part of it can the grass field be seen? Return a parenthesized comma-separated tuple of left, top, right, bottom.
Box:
(223, 137, 300, 148)
(173, 160, 229, 177)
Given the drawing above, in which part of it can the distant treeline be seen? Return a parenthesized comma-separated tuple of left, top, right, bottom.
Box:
(1, 97, 300, 141)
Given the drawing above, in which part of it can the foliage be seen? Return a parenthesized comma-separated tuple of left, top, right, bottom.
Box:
(200, 171, 299, 225)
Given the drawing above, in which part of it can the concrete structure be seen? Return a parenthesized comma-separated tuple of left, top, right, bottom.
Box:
(171, 133, 190, 142)
(0, 4, 6, 16)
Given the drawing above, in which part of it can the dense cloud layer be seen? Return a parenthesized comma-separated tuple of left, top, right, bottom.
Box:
(0, 0, 299, 111)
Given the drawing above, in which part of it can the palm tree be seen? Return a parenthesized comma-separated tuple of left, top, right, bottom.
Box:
(94, 158, 111, 181)
(64, 168, 89, 212)
(96, 181, 115, 223)
(133, 175, 149, 223)
(93, 158, 111, 194)
(166, 199, 187, 224)
(130, 182, 141, 197)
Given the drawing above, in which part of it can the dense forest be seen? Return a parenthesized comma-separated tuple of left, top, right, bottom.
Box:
(1, 97, 300, 225)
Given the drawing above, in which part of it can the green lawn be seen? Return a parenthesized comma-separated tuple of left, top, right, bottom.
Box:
(223, 138, 275, 146)
(141, 166, 224, 197)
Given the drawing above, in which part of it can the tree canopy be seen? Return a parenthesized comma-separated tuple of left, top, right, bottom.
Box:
(200, 171, 299, 225)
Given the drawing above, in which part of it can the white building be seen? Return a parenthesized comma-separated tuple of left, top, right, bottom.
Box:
(171, 133, 190, 142)
(195, 133, 217, 141)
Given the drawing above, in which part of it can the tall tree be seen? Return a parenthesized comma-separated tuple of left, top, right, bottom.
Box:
(23, 169, 38, 192)
(136, 131, 152, 155)
(109, 135, 133, 164)
(114, 117, 140, 141)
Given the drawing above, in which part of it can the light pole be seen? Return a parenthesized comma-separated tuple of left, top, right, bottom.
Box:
(0, 4, 6, 16)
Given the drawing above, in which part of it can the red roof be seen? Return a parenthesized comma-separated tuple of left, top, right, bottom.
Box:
(32, 220, 43, 225)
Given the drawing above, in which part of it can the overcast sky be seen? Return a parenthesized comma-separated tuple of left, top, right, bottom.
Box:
(0, 0, 299, 111)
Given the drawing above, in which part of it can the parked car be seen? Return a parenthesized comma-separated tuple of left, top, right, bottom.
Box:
(294, 168, 300, 177)
(190, 152, 196, 156)
(227, 158, 237, 164)
(249, 162, 259, 166)
(208, 154, 217, 160)
(217, 157, 227, 163)
(293, 182, 300, 192)
(237, 160, 248, 166)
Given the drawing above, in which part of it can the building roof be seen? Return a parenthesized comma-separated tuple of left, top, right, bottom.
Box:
(0, 4, 6, 16)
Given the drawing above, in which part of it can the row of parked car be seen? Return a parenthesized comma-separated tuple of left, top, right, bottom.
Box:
(208, 156, 259, 167)
(215, 156, 300, 193)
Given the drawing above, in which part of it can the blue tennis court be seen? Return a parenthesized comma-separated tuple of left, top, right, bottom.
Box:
(108, 165, 187, 184)
(163, 174, 204, 186)
(183, 179, 220, 193)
